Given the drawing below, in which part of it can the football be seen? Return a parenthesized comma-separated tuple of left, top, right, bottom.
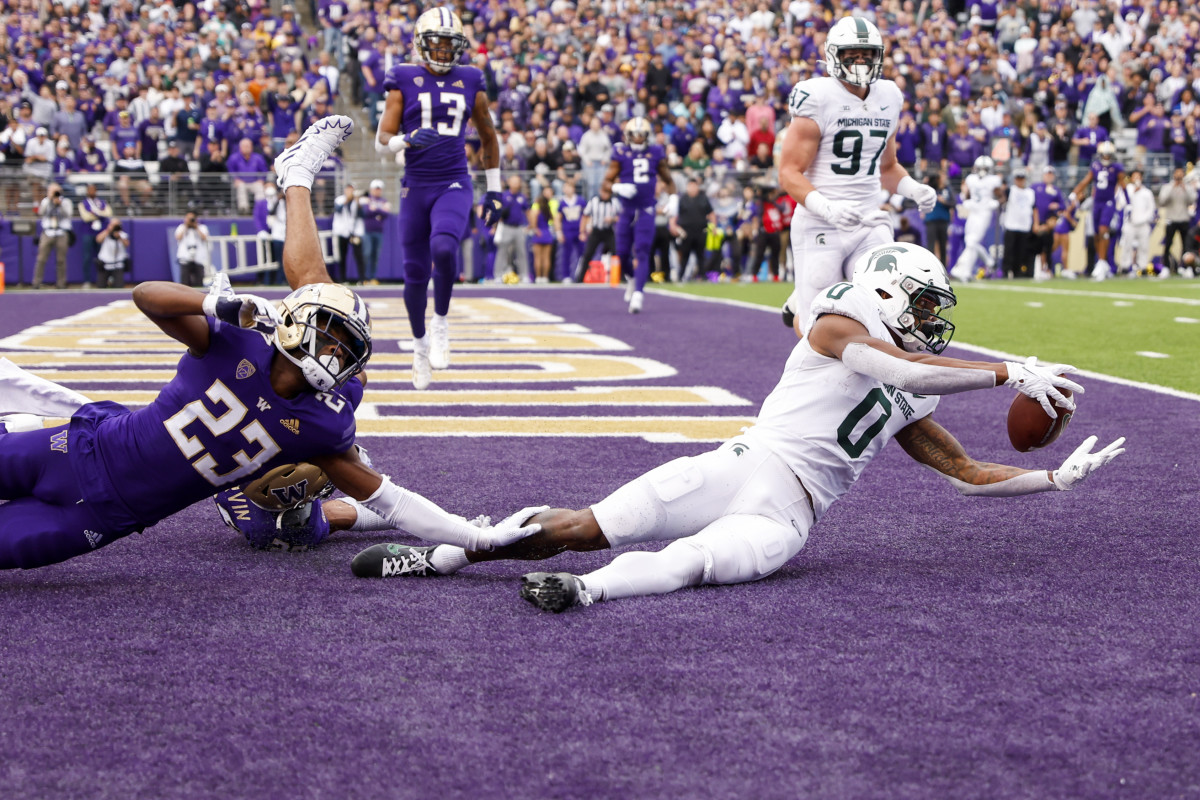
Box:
(1007, 388, 1073, 452)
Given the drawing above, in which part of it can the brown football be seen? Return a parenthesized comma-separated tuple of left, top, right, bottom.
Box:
(1007, 387, 1073, 452)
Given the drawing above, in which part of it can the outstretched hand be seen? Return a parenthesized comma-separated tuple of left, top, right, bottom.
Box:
(1052, 435, 1126, 490)
(1004, 356, 1085, 418)
(478, 505, 550, 550)
(481, 191, 504, 228)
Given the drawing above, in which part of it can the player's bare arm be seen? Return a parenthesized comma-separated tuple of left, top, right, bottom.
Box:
(877, 138, 907, 195)
(376, 90, 404, 151)
(896, 416, 1044, 487)
(132, 282, 212, 355)
(471, 91, 500, 169)
(778, 116, 821, 205)
(601, 159, 621, 192)
(1069, 170, 1093, 203)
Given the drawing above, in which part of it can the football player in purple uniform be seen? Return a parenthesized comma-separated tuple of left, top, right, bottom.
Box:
(1068, 141, 1126, 280)
(0, 117, 538, 570)
(605, 117, 675, 314)
(376, 7, 503, 389)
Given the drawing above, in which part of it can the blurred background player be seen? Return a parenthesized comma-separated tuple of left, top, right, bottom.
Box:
(1068, 141, 1125, 281)
(606, 117, 674, 313)
(778, 16, 937, 331)
(950, 156, 1003, 282)
(376, 7, 503, 389)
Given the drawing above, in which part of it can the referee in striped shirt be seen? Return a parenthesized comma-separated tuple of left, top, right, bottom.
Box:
(573, 185, 622, 282)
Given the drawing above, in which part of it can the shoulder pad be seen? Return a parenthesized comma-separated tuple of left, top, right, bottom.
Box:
(806, 282, 885, 334)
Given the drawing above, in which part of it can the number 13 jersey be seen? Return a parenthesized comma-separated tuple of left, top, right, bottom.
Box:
(787, 76, 904, 216)
(382, 64, 485, 187)
(748, 282, 938, 521)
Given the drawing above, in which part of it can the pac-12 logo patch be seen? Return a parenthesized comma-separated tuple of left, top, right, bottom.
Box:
(236, 359, 256, 379)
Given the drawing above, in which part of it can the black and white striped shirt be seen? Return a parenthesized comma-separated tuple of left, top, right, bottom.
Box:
(583, 196, 622, 229)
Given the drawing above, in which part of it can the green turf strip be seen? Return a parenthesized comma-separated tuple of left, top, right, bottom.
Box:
(661, 278, 1200, 394)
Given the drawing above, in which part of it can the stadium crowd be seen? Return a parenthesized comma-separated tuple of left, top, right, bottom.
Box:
(3, 0, 1200, 283)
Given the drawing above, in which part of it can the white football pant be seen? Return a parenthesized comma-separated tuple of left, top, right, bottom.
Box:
(952, 210, 995, 279)
(787, 215, 892, 333)
(1117, 223, 1152, 272)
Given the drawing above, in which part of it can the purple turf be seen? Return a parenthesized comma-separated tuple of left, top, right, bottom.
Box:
(1, 287, 1198, 799)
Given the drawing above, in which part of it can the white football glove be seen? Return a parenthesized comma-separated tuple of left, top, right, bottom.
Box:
(202, 289, 285, 335)
(1052, 435, 1126, 491)
(1003, 356, 1084, 418)
(612, 182, 638, 199)
(898, 176, 938, 215)
(478, 505, 550, 550)
(804, 190, 862, 232)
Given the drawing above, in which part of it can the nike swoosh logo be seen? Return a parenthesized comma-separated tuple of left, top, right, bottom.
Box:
(880, 105, 889, 110)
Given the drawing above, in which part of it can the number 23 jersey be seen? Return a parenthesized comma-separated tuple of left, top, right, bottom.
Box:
(748, 282, 938, 521)
(68, 318, 361, 532)
(787, 76, 903, 214)
(382, 63, 485, 187)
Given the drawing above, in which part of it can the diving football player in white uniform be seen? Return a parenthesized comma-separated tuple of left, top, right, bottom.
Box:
(950, 156, 1004, 281)
(778, 16, 938, 332)
(350, 244, 1125, 611)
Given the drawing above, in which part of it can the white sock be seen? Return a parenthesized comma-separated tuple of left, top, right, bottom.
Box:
(581, 542, 706, 602)
(344, 498, 392, 532)
(430, 545, 470, 574)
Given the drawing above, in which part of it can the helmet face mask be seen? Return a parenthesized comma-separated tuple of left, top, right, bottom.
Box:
(825, 17, 884, 88)
(1097, 141, 1116, 164)
(415, 8, 468, 74)
(274, 284, 372, 391)
(974, 155, 995, 175)
(851, 245, 957, 354)
(624, 117, 651, 150)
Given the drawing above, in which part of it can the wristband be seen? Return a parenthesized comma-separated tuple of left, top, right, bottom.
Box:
(387, 134, 408, 153)
(897, 175, 921, 199)
(485, 168, 502, 193)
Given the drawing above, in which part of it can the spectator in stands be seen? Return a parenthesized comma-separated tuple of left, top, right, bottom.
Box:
(1073, 113, 1108, 167)
(113, 142, 154, 214)
(50, 94, 87, 153)
(74, 135, 106, 175)
(94, 218, 130, 289)
(78, 183, 113, 290)
(579, 118, 612, 200)
(137, 106, 168, 163)
(23, 126, 54, 205)
(33, 183, 73, 289)
(923, 173, 954, 267)
(175, 95, 202, 156)
(227, 137, 269, 214)
(174, 211, 211, 288)
(255, 185, 288, 286)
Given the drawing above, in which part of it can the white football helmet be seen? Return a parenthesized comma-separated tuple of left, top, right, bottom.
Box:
(852, 244, 957, 354)
(274, 283, 372, 391)
(624, 117, 652, 150)
(973, 155, 995, 175)
(1097, 140, 1116, 164)
(824, 16, 885, 87)
(414, 7, 469, 74)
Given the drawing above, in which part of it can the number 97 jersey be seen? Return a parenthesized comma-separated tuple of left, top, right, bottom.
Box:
(788, 76, 903, 212)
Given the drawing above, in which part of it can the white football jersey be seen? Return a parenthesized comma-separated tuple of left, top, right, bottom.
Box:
(748, 282, 939, 520)
(964, 173, 1004, 211)
(788, 76, 904, 214)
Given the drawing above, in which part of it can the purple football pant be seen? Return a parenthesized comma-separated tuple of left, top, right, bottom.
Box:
(615, 206, 656, 292)
(400, 182, 472, 338)
(0, 425, 126, 569)
(559, 230, 583, 281)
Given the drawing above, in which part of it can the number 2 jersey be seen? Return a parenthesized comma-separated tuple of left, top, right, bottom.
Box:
(787, 76, 903, 218)
(382, 63, 485, 188)
(68, 318, 361, 533)
(611, 142, 668, 209)
(747, 282, 938, 521)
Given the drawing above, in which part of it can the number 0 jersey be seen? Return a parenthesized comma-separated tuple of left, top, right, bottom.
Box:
(787, 76, 904, 216)
(68, 318, 361, 532)
(382, 63, 485, 187)
(748, 283, 939, 521)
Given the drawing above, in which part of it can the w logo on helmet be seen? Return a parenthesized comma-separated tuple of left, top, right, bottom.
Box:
(270, 480, 310, 507)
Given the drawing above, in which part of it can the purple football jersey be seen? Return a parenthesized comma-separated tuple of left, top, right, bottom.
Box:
(1090, 160, 1124, 207)
(68, 318, 360, 532)
(611, 143, 667, 208)
(382, 63, 486, 186)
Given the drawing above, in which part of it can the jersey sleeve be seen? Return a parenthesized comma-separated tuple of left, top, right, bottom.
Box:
(787, 79, 820, 121)
(382, 64, 406, 93)
(807, 283, 884, 333)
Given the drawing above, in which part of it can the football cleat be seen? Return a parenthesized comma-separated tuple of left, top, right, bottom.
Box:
(519, 572, 594, 613)
(274, 116, 354, 190)
(411, 336, 432, 389)
(428, 314, 450, 370)
(624, 280, 636, 303)
(780, 296, 796, 328)
(351, 543, 441, 577)
(629, 291, 644, 314)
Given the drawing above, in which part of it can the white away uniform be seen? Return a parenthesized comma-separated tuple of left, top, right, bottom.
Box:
(586, 283, 938, 597)
(952, 172, 1004, 280)
(786, 76, 904, 329)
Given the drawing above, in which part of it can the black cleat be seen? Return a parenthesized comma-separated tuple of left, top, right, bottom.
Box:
(351, 543, 441, 578)
(781, 301, 795, 329)
(519, 572, 593, 612)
